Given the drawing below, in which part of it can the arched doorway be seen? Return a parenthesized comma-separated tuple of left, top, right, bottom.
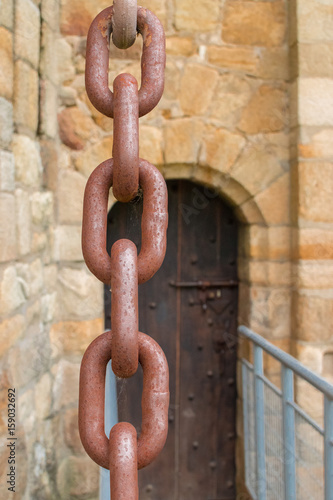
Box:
(105, 179, 239, 499)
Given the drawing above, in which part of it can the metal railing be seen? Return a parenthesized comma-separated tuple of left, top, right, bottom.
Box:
(239, 326, 333, 500)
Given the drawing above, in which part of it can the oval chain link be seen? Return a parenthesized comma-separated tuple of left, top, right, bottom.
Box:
(112, 0, 137, 49)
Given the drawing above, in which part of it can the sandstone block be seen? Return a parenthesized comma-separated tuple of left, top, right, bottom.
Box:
(74, 136, 113, 178)
(40, 80, 58, 139)
(0, 98, 13, 148)
(42, 0, 60, 30)
(56, 38, 75, 84)
(222, 1, 286, 47)
(52, 360, 80, 411)
(238, 225, 268, 259)
(255, 173, 289, 225)
(0, 0, 14, 29)
(40, 22, 57, 83)
(200, 126, 246, 173)
(0, 315, 24, 357)
(239, 85, 287, 134)
(139, 126, 163, 165)
(268, 262, 291, 287)
(15, 0, 40, 69)
(164, 60, 182, 101)
(58, 106, 98, 150)
(268, 289, 291, 339)
(34, 372, 52, 420)
(0, 266, 25, 316)
(299, 43, 333, 78)
(166, 37, 195, 57)
(141, 0, 167, 28)
(299, 128, 333, 160)
(231, 144, 284, 197)
(15, 188, 31, 256)
(207, 45, 258, 73)
(60, 0, 110, 35)
(164, 119, 204, 164)
(175, 0, 219, 31)
(299, 162, 333, 223)
(50, 318, 103, 357)
(57, 456, 99, 498)
(58, 169, 86, 223)
(297, 260, 333, 289)
(14, 61, 39, 134)
(0, 28, 13, 100)
(57, 267, 103, 320)
(13, 134, 42, 187)
(179, 64, 218, 116)
(40, 139, 58, 191)
(268, 226, 291, 261)
(53, 225, 83, 262)
(209, 73, 252, 129)
(298, 0, 333, 43)
(41, 292, 57, 323)
(298, 228, 333, 260)
(0, 194, 16, 262)
(0, 151, 15, 191)
(30, 191, 53, 226)
(299, 78, 333, 127)
(64, 408, 84, 453)
(30, 259, 44, 296)
(255, 47, 289, 80)
(16, 262, 30, 298)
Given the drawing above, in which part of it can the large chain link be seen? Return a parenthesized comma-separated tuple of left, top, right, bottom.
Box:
(79, 2, 169, 498)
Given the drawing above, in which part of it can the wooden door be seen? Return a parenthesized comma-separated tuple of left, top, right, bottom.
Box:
(105, 180, 238, 500)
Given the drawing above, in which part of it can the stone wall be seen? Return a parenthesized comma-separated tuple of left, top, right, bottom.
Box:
(0, 0, 332, 498)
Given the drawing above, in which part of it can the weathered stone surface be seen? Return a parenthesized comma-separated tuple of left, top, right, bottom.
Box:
(57, 267, 103, 320)
(42, 0, 60, 30)
(40, 138, 58, 191)
(268, 262, 291, 287)
(200, 126, 246, 173)
(40, 23, 57, 84)
(164, 119, 204, 164)
(0, 266, 25, 316)
(299, 162, 333, 222)
(231, 144, 284, 197)
(30, 259, 44, 296)
(142, 0, 167, 28)
(60, 0, 111, 35)
(255, 173, 289, 225)
(164, 60, 182, 101)
(0, 194, 16, 262)
(52, 359, 80, 411)
(64, 408, 84, 453)
(50, 318, 103, 357)
(0, 151, 14, 191)
(298, 228, 333, 260)
(222, 1, 286, 47)
(56, 38, 75, 84)
(0, 315, 24, 357)
(53, 225, 83, 262)
(256, 47, 289, 80)
(179, 64, 218, 116)
(166, 37, 195, 56)
(268, 227, 291, 261)
(298, 43, 333, 78)
(34, 372, 52, 420)
(239, 85, 287, 134)
(41, 292, 57, 323)
(74, 136, 113, 178)
(40, 80, 58, 139)
(14, 61, 39, 134)
(207, 45, 258, 72)
(175, 0, 219, 31)
(0, 28, 13, 100)
(58, 169, 86, 223)
(57, 456, 99, 498)
(15, 0, 40, 69)
(297, 260, 333, 289)
(0, 0, 14, 29)
(30, 191, 53, 226)
(209, 73, 252, 128)
(0, 98, 13, 148)
(299, 128, 333, 159)
(299, 78, 333, 126)
(15, 188, 31, 256)
(58, 106, 98, 150)
(139, 126, 163, 165)
(13, 135, 42, 187)
(298, 0, 333, 43)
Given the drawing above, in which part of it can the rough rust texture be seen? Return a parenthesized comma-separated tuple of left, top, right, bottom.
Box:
(85, 6, 165, 118)
(112, 0, 137, 49)
(111, 239, 138, 378)
(113, 73, 139, 202)
(110, 422, 139, 500)
(81, 158, 168, 285)
(78, 330, 169, 470)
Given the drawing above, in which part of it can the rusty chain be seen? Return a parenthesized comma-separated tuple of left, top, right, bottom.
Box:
(79, 2, 169, 498)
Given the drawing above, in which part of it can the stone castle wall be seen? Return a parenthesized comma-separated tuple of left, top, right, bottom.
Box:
(0, 0, 332, 498)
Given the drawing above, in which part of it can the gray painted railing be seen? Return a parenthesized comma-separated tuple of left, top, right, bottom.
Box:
(239, 325, 333, 500)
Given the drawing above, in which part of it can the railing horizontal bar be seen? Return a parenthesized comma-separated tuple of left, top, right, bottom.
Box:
(239, 326, 333, 399)
(241, 359, 282, 397)
(287, 400, 324, 435)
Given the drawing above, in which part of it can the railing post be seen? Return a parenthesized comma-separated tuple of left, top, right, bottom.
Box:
(242, 362, 250, 488)
(281, 365, 296, 500)
(324, 396, 333, 500)
(254, 345, 266, 500)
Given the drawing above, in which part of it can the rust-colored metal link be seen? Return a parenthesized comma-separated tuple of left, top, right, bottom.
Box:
(113, 73, 139, 202)
(82, 158, 168, 285)
(78, 330, 169, 470)
(111, 239, 138, 378)
(112, 0, 137, 49)
(85, 5, 165, 118)
(110, 422, 138, 499)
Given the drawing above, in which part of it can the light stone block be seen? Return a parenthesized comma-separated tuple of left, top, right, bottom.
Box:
(52, 359, 80, 411)
(0, 266, 25, 316)
(179, 64, 219, 116)
(299, 161, 333, 222)
(30, 191, 54, 226)
(74, 136, 113, 178)
(0, 315, 24, 357)
(0, 194, 16, 262)
(298, 78, 333, 127)
(0, 151, 15, 191)
(14, 61, 39, 134)
(40, 80, 58, 139)
(200, 126, 246, 173)
(0, 0, 14, 29)
(164, 118, 204, 164)
(0, 97, 13, 148)
(0, 27, 13, 100)
(139, 126, 163, 166)
(15, 0, 40, 69)
(175, 0, 219, 31)
(53, 225, 83, 262)
(13, 135, 42, 187)
(15, 188, 31, 256)
(58, 169, 86, 224)
(255, 173, 290, 225)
